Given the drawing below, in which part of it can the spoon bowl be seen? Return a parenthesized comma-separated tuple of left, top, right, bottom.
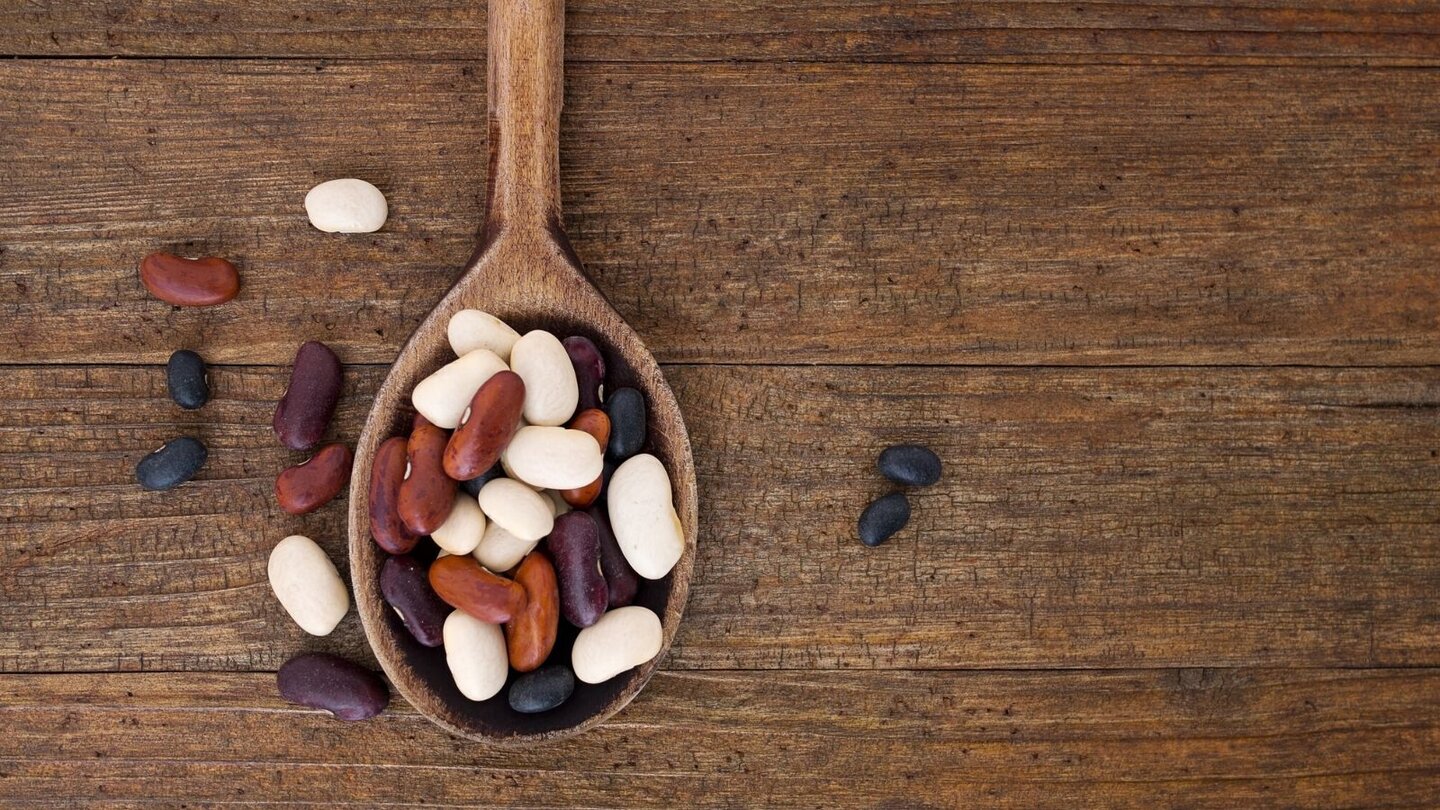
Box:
(347, 0, 696, 745)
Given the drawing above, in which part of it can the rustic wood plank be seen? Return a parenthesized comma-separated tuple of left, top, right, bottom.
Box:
(2, 60, 1437, 366)
(2, 363, 1436, 672)
(1, 669, 1438, 808)
(2, 1, 1437, 64)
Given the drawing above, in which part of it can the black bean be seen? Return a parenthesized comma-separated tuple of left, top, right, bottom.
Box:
(508, 664, 576, 714)
(604, 387, 646, 461)
(380, 554, 450, 647)
(458, 461, 505, 498)
(858, 492, 910, 547)
(276, 652, 389, 721)
(563, 336, 606, 413)
(587, 506, 638, 608)
(135, 436, 207, 491)
(165, 349, 210, 410)
(877, 444, 942, 487)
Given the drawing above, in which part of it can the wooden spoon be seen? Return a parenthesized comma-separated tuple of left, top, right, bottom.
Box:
(347, 0, 697, 745)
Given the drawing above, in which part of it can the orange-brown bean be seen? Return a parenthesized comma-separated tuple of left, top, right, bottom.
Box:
(560, 409, 610, 507)
(428, 554, 528, 623)
(275, 443, 353, 515)
(369, 436, 418, 554)
(444, 370, 525, 481)
(504, 551, 560, 672)
(398, 421, 456, 535)
(138, 252, 240, 306)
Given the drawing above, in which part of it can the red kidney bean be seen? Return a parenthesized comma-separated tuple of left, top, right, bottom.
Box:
(560, 409, 609, 508)
(504, 551, 560, 672)
(562, 336, 605, 412)
(369, 436, 418, 554)
(273, 341, 342, 451)
(604, 387, 646, 461)
(277, 652, 389, 721)
(444, 370, 525, 481)
(544, 511, 607, 628)
(380, 554, 449, 647)
(139, 252, 240, 307)
(398, 419, 456, 535)
(588, 506, 638, 608)
(428, 554, 527, 623)
(275, 443, 353, 515)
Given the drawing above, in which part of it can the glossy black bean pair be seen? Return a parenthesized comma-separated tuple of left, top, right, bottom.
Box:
(135, 436, 207, 491)
(277, 652, 389, 721)
(508, 664, 576, 714)
(166, 349, 210, 410)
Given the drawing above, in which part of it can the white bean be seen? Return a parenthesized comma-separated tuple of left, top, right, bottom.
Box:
(431, 491, 486, 555)
(509, 330, 579, 426)
(473, 520, 539, 573)
(268, 535, 349, 636)
(542, 489, 571, 517)
(571, 605, 663, 684)
(411, 348, 508, 429)
(606, 453, 685, 579)
(442, 611, 509, 701)
(501, 425, 604, 490)
(447, 309, 520, 361)
(304, 178, 388, 233)
(477, 478, 554, 542)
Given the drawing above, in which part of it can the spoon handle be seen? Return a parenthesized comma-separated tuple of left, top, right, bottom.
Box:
(485, 0, 565, 235)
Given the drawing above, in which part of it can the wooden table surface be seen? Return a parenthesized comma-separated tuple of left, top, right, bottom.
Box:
(2, 1, 1439, 807)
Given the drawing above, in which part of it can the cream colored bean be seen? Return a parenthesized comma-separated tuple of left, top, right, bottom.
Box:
(509, 330, 579, 426)
(411, 348, 508, 429)
(304, 178, 387, 233)
(607, 453, 685, 579)
(431, 491, 486, 555)
(473, 520, 539, 573)
(543, 489, 571, 517)
(447, 310, 520, 361)
(571, 606, 663, 684)
(501, 426, 604, 490)
(442, 611, 509, 701)
(477, 478, 554, 542)
(268, 535, 349, 636)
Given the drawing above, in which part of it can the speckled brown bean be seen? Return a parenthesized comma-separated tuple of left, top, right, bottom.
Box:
(273, 341, 343, 451)
(562, 336, 606, 412)
(589, 506, 639, 608)
(276, 653, 389, 721)
(560, 409, 610, 508)
(398, 419, 456, 535)
(428, 554, 528, 623)
(369, 436, 418, 554)
(444, 370, 526, 481)
(139, 252, 240, 307)
(504, 551, 560, 672)
(274, 443, 352, 515)
(544, 511, 607, 628)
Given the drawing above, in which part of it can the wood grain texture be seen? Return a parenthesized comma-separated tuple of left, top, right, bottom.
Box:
(2, 364, 1436, 673)
(3, 60, 1437, 366)
(2, 0, 1437, 65)
(1, 669, 1438, 808)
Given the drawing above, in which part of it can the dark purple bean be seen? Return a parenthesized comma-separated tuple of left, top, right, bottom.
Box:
(273, 341, 342, 451)
(458, 461, 505, 498)
(544, 511, 607, 628)
(508, 664, 576, 714)
(135, 436, 207, 491)
(587, 506, 637, 608)
(858, 492, 910, 547)
(166, 349, 209, 410)
(562, 336, 606, 412)
(380, 554, 450, 647)
(276, 652, 389, 721)
(603, 387, 646, 461)
(878, 444, 942, 487)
